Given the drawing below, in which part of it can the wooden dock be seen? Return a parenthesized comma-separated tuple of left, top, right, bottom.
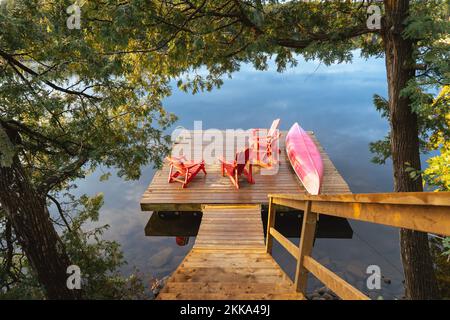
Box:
(156, 204, 304, 300)
(142, 129, 351, 300)
(141, 130, 350, 212)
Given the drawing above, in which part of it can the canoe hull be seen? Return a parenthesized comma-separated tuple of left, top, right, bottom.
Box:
(286, 123, 324, 195)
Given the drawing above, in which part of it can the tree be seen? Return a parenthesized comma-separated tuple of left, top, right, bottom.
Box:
(0, 2, 174, 298)
(370, 2, 448, 298)
(85, 0, 446, 298)
(0, 192, 147, 299)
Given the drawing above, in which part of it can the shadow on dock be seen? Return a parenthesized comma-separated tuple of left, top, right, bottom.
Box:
(145, 210, 353, 240)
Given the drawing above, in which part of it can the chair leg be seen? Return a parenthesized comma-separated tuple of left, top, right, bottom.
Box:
(168, 165, 174, 183)
(182, 173, 189, 188)
(248, 164, 254, 184)
(226, 174, 237, 189)
(256, 140, 260, 163)
(243, 167, 255, 184)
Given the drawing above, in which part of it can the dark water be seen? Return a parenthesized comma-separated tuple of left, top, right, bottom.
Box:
(75, 55, 413, 299)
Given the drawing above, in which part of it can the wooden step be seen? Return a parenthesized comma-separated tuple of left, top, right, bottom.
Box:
(157, 292, 304, 300)
(171, 267, 285, 282)
(182, 258, 276, 268)
(156, 205, 299, 300)
(161, 282, 296, 294)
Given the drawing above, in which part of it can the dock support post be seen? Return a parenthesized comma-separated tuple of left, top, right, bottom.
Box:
(294, 200, 317, 293)
(265, 197, 276, 254)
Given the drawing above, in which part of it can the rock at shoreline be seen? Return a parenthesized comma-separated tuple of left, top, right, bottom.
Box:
(307, 286, 340, 300)
(151, 276, 169, 298)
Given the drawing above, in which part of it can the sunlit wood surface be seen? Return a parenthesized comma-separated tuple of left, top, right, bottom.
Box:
(156, 204, 305, 300)
(145, 129, 350, 300)
(141, 130, 350, 212)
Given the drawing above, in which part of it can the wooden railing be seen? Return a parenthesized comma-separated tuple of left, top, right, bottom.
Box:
(266, 192, 450, 300)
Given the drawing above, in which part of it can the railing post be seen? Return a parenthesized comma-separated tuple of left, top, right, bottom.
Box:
(266, 197, 276, 254)
(294, 200, 318, 293)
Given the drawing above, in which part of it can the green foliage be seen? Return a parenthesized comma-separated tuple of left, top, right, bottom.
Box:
(1, 193, 148, 299)
(403, 0, 449, 41)
(430, 237, 450, 299)
(369, 135, 391, 165)
(80, 0, 375, 93)
(1, 0, 176, 298)
(405, 162, 423, 181)
(422, 86, 450, 191)
(99, 172, 112, 182)
(424, 148, 450, 190)
(61, 193, 147, 299)
(0, 206, 45, 299)
(0, 0, 177, 192)
(443, 238, 450, 258)
(0, 126, 14, 167)
(373, 94, 389, 119)
(367, 1, 448, 169)
(369, 94, 392, 164)
(421, 86, 450, 264)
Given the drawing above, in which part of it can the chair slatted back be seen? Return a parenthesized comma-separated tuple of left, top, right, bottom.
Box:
(267, 118, 281, 137)
(235, 148, 251, 176)
(167, 157, 187, 174)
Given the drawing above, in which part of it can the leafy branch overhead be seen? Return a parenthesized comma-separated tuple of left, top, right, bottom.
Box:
(368, 1, 449, 168)
(0, 1, 178, 298)
(0, 3, 177, 194)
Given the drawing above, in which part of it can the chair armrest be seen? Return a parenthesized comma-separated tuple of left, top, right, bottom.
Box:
(250, 129, 268, 137)
(251, 128, 267, 132)
(219, 158, 237, 167)
(184, 160, 204, 169)
(171, 155, 188, 161)
(219, 158, 235, 165)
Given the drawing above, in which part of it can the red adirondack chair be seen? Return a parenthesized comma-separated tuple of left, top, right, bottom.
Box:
(219, 148, 255, 189)
(167, 156, 206, 188)
(250, 119, 281, 167)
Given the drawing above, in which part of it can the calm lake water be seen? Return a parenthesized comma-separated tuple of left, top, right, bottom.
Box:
(75, 54, 414, 299)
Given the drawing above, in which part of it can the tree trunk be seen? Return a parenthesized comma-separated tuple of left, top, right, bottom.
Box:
(0, 125, 82, 300)
(383, 0, 439, 299)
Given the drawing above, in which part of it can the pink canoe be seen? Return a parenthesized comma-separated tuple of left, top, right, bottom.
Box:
(286, 123, 324, 195)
